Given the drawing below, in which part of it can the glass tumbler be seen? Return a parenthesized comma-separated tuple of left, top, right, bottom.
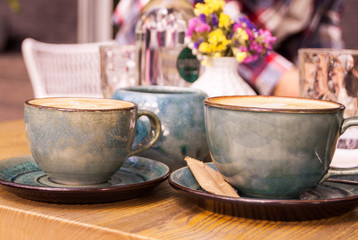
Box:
(100, 44, 139, 98)
(298, 48, 358, 167)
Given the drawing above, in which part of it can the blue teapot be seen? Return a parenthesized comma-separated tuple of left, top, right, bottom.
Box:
(112, 86, 210, 170)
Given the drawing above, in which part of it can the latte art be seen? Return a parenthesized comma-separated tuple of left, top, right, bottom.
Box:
(28, 98, 135, 110)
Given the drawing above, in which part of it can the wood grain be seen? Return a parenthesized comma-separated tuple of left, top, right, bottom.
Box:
(0, 120, 358, 239)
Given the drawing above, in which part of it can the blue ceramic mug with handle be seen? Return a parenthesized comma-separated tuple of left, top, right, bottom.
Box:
(24, 97, 161, 186)
(204, 95, 358, 199)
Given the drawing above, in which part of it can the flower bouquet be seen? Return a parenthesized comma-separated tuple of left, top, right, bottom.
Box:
(185, 0, 276, 97)
(185, 0, 276, 64)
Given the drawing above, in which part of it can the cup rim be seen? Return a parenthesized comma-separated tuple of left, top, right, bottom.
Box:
(204, 95, 345, 113)
(24, 97, 138, 112)
(115, 85, 207, 96)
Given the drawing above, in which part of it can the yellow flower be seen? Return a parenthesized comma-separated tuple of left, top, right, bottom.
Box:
(235, 28, 249, 44)
(235, 51, 247, 63)
(205, 0, 225, 12)
(207, 29, 231, 53)
(218, 13, 232, 29)
(188, 0, 275, 62)
(213, 52, 222, 57)
(198, 42, 212, 54)
(212, 29, 228, 42)
(232, 48, 247, 63)
(208, 29, 223, 45)
(194, 3, 212, 16)
(194, 0, 225, 16)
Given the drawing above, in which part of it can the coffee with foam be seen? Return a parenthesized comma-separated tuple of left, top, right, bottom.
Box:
(28, 98, 135, 110)
(207, 96, 340, 110)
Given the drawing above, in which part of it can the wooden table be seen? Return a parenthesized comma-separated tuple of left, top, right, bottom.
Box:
(1, 120, 358, 239)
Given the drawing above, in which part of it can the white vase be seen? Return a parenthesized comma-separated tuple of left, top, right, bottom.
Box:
(190, 57, 256, 97)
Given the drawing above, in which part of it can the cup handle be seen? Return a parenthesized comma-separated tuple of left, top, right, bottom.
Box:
(319, 116, 358, 183)
(128, 110, 161, 157)
(341, 116, 358, 134)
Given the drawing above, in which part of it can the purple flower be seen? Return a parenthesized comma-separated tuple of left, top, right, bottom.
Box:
(194, 41, 200, 49)
(196, 22, 211, 33)
(249, 41, 263, 54)
(239, 17, 257, 31)
(186, 18, 200, 37)
(211, 13, 219, 27)
(186, 0, 276, 62)
(199, 14, 206, 23)
(239, 46, 248, 52)
(233, 22, 243, 32)
(245, 28, 255, 41)
(229, 32, 234, 39)
(193, 38, 204, 49)
(258, 29, 276, 47)
(186, 17, 211, 37)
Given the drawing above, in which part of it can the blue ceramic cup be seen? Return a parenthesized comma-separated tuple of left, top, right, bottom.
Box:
(112, 86, 210, 170)
(204, 95, 358, 199)
(24, 97, 161, 186)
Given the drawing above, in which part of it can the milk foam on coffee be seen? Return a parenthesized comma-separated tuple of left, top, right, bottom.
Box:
(210, 96, 340, 109)
(28, 98, 134, 110)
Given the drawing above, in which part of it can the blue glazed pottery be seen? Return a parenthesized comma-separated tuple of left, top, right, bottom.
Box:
(0, 155, 169, 203)
(112, 86, 210, 170)
(204, 95, 358, 199)
(24, 97, 161, 186)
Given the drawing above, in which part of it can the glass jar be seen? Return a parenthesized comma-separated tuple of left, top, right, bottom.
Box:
(135, 0, 194, 86)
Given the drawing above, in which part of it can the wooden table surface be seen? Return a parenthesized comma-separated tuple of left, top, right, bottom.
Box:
(1, 120, 358, 240)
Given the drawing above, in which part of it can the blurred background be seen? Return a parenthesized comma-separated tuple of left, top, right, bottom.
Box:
(0, 0, 358, 121)
(0, 0, 117, 121)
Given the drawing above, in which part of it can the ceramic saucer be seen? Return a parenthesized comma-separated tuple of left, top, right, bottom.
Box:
(0, 155, 170, 204)
(169, 163, 358, 221)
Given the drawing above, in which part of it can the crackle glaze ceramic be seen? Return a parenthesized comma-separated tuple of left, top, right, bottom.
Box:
(24, 97, 161, 186)
(112, 86, 210, 170)
(204, 95, 358, 199)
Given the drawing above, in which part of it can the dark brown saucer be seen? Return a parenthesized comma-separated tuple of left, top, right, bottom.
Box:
(0, 155, 170, 204)
(169, 163, 358, 221)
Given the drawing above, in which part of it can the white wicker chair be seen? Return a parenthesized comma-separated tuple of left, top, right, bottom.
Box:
(21, 38, 116, 98)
